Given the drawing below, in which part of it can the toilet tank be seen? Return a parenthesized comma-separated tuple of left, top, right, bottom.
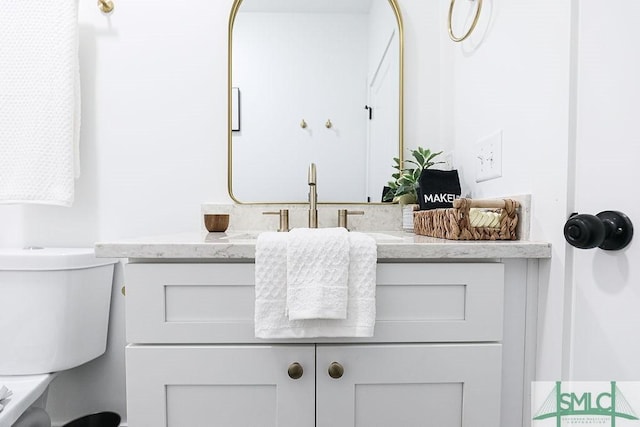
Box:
(0, 248, 117, 375)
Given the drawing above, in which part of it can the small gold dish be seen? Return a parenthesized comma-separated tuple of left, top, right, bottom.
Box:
(204, 214, 230, 232)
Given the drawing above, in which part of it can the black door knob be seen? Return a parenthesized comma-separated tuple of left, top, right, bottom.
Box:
(564, 211, 633, 250)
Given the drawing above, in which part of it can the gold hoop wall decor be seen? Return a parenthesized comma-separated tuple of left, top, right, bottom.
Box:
(448, 0, 483, 42)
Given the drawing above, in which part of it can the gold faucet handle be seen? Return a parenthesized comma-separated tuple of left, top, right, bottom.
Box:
(263, 210, 290, 232)
(337, 210, 364, 230)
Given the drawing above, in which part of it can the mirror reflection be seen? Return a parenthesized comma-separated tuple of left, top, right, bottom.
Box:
(229, 0, 402, 203)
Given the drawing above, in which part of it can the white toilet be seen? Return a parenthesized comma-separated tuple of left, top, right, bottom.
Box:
(0, 248, 117, 427)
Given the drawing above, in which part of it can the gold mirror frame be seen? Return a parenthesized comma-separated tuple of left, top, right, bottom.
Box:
(227, 0, 404, 204)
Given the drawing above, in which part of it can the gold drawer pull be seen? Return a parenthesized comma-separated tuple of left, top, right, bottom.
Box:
(288, 362, 304, 380)
(328, 362, 344, 379)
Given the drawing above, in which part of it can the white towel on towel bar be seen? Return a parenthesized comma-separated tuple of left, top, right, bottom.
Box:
(0, 0, 81, 206)
(254, 231, 377, 338)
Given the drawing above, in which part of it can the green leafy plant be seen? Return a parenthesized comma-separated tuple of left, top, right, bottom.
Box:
(383, 147, 444, 204)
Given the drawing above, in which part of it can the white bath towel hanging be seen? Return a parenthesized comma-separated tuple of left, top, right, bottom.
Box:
(0, 0, 81, 206)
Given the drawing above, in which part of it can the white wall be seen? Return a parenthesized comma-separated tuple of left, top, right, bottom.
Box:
(402, 0, 446, 156)
(447, 0, 574, 380)
(447, 0, 640, 391)
(0, 1, 443, 424)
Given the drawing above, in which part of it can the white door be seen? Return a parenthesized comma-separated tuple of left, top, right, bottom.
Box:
(126, 345, 315, 427)
(367, 29, 400, 202)
(316, 344, 502, 427)
(569, 1, 640, 379)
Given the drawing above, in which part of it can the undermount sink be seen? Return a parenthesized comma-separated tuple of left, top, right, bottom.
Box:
(218, 231, 404, 242)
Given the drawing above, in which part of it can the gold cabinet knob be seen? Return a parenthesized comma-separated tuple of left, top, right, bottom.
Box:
(328, 362, 344, 379)
(288, 362, 304, 380)
(121, 286, 126, 296)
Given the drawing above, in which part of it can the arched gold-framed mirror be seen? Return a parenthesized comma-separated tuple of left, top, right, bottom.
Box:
(228, 0, 403, 204)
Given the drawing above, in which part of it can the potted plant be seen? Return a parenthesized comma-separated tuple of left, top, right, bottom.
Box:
(383, 147, 444, 231)
(383, 146, 444, 205)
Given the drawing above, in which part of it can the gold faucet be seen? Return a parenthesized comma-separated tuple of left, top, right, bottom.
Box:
(308, 163, 318, 228)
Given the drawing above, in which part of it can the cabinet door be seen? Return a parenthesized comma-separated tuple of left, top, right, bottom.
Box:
(127, 345, 315, 427)
(316, 344, 502, 427)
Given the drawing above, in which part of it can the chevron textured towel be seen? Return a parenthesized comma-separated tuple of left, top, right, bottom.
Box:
(286, 227, 350, 320)
(255, 230, 377, 338)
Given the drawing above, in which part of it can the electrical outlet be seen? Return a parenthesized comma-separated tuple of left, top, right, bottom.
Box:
(475, 130, 503, 182)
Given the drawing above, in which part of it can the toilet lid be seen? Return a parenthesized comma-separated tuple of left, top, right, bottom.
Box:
(0, 374, 55, 427)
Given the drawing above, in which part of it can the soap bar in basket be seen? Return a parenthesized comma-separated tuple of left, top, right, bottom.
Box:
(469, 209, 501, 228)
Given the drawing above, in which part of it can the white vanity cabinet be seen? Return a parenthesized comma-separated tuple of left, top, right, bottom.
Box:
(124, 262, 506, 427)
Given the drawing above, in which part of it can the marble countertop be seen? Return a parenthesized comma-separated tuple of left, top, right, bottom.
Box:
(95, 231, 552, 260)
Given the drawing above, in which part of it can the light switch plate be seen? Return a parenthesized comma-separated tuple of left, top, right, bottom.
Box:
(475, 130, 503, 182)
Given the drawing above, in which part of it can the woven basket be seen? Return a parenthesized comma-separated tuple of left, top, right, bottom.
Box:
(413, 198, 520, 240)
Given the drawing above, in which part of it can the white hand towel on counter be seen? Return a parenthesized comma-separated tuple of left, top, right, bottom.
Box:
(254, 231, 377, 338)
(286, 227, 349, 320)
(341, 231, 377, 336)
(255, 232, 290, 338)
(0, 0, 80, 206)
